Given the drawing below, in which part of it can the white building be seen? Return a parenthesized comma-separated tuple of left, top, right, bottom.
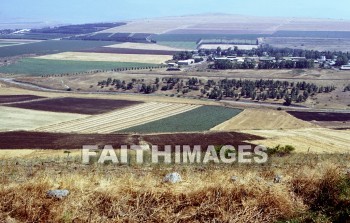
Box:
(340, 65, 350, 70)
(177, 59, 195, 65)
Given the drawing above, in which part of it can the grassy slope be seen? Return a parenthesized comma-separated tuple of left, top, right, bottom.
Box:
(0, 58, 159, 75)
(119, 106, 242, 133)
(0, 153, 349, 222)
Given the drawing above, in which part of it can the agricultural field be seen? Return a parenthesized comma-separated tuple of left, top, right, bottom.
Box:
(262, 37, 350, 52)
(0, 40, 115, 58)
(0, 106, 87, 131)
(0, 58, 159, 75)
(77, 47, 179, 55)
(244, 128, 350, 153)
(288, 111, 350, 122)
(121, 106, 242, 133)
(287, 111, 350, 129)
(156, 41, 198, 50)
(272, 30, 350, 38)
(211, 109, 316, 131)
(0, 131, 261, 150)
(0, 95, 45, 104)
(105, 42, 186, 51)
(36, 52, 171, 64)
(151, 33, 265, 42)
(0, 42, 18, 47)
(37, 102, 201, 133)
(6, 97, 142, 115)
(199, 44, 258, 50)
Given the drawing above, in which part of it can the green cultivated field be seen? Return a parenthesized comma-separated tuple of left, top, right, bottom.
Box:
(0, 40, 115, 58)
(0, 58, 159, 75)
(119, 106, 242, 133)
(157, 41, 198, 50)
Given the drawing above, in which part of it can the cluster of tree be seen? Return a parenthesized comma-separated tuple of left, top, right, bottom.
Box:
(344, 84, 350, 92)
(335, 55, 349, 66)
(98, 78, 134, 90)
(96, 77, 335, 105)
(258, 59, 315, 69)
(212, 58, 314, 70)
(173, 51, 195, 60)
(203, 79, 335, 105)
(212, 60, 256, 69)
(200, 46, 350, 66)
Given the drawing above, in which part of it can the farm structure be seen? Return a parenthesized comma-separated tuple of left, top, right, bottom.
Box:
(177, 59, 195, 65)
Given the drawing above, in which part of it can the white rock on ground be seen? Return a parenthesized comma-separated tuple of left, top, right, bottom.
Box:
(163, 172, 182, 184)
(46, 190, 70, 199)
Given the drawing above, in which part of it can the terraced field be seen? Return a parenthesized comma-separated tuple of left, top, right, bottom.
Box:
(37, 102, 201, 133)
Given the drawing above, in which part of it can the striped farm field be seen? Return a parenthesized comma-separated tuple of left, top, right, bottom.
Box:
(37, 102, 201, 134)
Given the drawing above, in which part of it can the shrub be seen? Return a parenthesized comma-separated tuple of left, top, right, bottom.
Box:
(267, 145, 295, 156)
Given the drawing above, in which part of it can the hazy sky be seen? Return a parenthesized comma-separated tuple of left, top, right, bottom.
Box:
(1, 0, 349, 25)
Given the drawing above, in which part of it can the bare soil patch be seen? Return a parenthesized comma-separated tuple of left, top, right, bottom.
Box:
(0, 95, 45, 104)
(6, 97, 142, 115)
(288, 111, 350, 122)
(0, 131, 262, 150)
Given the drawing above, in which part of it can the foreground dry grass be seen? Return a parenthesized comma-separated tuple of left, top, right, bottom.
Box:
(0, 152, 349, 222)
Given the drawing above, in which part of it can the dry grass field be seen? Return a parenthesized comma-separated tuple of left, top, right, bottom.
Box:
(211, 109, 317, 131)
(0, 153, 349, 222)
(36, 52, 171, 64)
(243, 128, 350, 153)
(37, 102, 201, 133)
(0, 106, 87, 131)
(105, 42, 186, 51)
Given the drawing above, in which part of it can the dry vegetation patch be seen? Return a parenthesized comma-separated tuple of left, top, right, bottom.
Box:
(243, 128, 350, 153)
(212, 109, 316, 131)
(105, 42, 186, 51)
(0, 106, 87, 132)
(0, 154, 349, 222)
(36, 52, 171, 64)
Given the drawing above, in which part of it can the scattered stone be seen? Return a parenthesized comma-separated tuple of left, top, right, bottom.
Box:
(274, 175, 283, 183)
(46, 189, 70, 199)
(231, 176, 238, 182)
(255, 177, 263, 182)
(163, 172, 182, 184)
